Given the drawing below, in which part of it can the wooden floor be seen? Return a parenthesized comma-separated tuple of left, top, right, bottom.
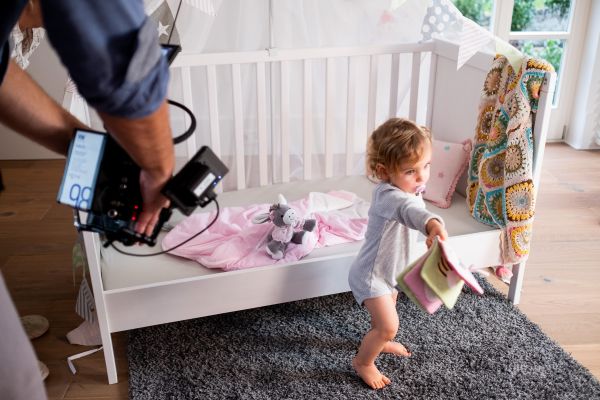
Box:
(0, 142, 598, 399)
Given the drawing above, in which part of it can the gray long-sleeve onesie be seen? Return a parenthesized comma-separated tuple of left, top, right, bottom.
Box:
(348, 182, 443, 305)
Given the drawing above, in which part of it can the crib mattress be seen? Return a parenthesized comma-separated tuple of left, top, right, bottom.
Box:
(100, 175, 497, 290)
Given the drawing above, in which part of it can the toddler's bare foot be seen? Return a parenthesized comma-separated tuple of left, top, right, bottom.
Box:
(382, 341, 411, 357)
(352, 357, 391, 389)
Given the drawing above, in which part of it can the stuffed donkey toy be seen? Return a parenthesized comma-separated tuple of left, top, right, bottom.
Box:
(252, 194, 317, 260)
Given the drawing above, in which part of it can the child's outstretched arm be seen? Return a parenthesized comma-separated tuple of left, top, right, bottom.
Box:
(425, 218, 447, 248)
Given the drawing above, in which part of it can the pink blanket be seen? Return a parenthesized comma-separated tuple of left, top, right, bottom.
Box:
(162, 191, 368, 271)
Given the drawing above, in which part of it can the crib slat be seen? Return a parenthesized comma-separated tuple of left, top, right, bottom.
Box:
(426, 52, 438, 128)
(346, 57, 356, 176)
(367, 55, 379, 135)
(389, 53, 400, 118)
(206, 65, 222, 193)
(303, 59, 313, 181)
(280, 61, 290, 183)
(325, 57, 335, 178)
(231, 63, 246, 190)
(180, 67, 197, 159)
(409, 52, 421, 122)
(256, 62, 268, 186)
(206, 65, 221, 156)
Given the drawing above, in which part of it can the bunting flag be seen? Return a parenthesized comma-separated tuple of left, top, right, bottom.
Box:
(456, 17, 493, 70)
(75, 278, 96, 324)
(389, 0, 409, 10)
(420, 0, 461, 41)
(147, 0, 181, 44)
(10, 25, 45, 69)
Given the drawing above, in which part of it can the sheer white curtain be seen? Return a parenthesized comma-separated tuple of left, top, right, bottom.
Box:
(168, 0, 437, 188)
(173, 0, 428, 52)
(66, 1, 473, 189)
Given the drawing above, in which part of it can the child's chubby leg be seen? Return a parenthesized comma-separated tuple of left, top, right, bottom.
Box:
(382, 290, 411, 357)
(353, 294, 404, 389)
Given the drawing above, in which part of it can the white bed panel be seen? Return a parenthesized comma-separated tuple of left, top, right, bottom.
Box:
(101, 175, 496, 291)
(104, 256, 355, 333)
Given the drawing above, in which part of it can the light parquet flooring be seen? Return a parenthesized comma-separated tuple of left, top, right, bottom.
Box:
(0, 142, 598, 399)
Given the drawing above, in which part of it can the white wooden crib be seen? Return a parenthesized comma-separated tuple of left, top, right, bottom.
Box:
(75, 38, 555, 383)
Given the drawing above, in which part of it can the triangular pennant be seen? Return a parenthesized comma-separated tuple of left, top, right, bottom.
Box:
(75, 278, 96, 324)
(457, 18, 494, 70)
(390, 0, 408, 11)
(147, 0, 180, 44)
(421, 0, 461, 41)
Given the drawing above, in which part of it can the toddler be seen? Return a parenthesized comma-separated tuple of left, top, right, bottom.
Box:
(348, 118, 448, 389)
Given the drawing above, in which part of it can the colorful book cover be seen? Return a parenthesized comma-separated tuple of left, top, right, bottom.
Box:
(397, 250, 444, 314)
(419, 239, 465, 309)
(438, 240, 484, 295)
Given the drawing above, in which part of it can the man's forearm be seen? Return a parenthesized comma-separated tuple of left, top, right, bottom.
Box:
(0, 60, 87, 155)
(98, 100, 174, 182)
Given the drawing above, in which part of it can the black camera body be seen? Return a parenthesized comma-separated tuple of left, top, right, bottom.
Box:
(58, 129, 228, 246)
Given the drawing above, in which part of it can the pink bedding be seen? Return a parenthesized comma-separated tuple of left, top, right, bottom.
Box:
(162, 191, 369, 271)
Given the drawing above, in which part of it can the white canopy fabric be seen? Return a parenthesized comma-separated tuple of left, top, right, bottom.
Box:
(57, 0, 522, 187)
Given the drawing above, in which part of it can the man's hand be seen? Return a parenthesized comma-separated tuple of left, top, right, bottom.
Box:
(425, 218, 448, 248)
(136, 169, 171, 237)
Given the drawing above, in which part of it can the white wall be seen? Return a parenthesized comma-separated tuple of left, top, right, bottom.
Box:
(566, 0, 600, 150)
(0, 38, 68, 160)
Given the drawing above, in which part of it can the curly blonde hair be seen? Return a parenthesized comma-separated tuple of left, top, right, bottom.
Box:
(366, 118, 432, 181)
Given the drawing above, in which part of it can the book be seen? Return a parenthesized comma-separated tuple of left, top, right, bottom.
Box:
(397, 238, 484, 313)
(396, 251, 443, 314)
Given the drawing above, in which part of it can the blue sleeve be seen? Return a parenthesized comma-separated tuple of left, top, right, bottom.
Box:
(40, 0, 169, 118)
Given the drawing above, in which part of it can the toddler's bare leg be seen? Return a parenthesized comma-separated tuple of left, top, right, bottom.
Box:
(380, 290, 412, 357)
(352, 295, 398, 389)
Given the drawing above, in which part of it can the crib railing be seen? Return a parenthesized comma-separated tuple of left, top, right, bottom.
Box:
(170, 42, 437, 191)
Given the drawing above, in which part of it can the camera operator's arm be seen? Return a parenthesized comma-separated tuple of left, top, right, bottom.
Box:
(98, 101, 174, 237)
(39, 0, 175, 238)
(0, 59, 87, 156)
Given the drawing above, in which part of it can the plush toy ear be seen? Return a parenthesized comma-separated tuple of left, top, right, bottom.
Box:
(252, 213, 271, 224)
(278, 194, 287, 205)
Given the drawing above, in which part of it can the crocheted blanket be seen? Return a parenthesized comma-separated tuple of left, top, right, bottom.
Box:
(466, 54, 553, 265)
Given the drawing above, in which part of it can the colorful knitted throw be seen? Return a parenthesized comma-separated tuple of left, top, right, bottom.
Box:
(466, 54, 553, 265)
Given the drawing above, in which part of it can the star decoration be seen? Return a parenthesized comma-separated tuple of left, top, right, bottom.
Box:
(157, 21, 170, 37)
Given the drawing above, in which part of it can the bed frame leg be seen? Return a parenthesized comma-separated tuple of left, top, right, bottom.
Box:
(82, 231, 119, 384)
(508, 262, 525, 305)
(100, 330, 118, 384)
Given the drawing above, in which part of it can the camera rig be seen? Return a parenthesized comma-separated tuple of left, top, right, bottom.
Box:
(57, 44, 228, 248)
(59, 129, 228, 247)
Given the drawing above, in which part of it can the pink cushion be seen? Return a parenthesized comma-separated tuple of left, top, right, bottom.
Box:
(424, 138, 472, 208)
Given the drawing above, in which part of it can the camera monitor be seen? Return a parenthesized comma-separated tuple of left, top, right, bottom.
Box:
(57, 129, 106, 210)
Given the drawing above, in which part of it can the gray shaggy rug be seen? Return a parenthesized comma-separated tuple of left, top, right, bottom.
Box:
(128, 277, 600, 399)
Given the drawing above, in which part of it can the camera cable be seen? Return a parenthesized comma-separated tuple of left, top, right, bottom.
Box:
(108, 197, 220, 257)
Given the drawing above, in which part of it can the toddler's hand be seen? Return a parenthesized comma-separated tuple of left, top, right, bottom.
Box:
(425, 218, 447, 248)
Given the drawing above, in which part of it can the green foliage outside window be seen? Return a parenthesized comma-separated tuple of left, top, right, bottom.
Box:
(545, 0, 571, 17)
(511, 0, 535, 31)
(454, 0, 571, 30)
(452, 0, 493, 27)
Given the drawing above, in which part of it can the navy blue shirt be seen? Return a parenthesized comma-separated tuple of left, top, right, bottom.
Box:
(0, 0, 169, 118)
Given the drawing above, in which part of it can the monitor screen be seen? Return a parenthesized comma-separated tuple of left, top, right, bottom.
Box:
(57, 130, 106, 210)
